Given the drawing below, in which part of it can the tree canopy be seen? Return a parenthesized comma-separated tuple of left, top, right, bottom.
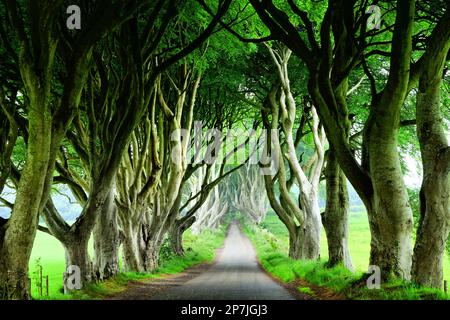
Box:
(0, 0, 449, 299)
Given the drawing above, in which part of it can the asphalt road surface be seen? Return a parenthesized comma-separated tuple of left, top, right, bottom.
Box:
(151, 223, 295, 300)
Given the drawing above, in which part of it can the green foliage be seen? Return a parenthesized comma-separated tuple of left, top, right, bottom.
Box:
(245, 222, 360, 290)
(29, 232, 68, 299)
(259, 213, 289, 239)
(3, 0, 450, 302)
(407, 188, 421, 232)
(11, 137, 26, 169)
(159, 238, 174, 262)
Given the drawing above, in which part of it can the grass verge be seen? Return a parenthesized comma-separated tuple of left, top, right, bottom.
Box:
(243, 218, 449, 300)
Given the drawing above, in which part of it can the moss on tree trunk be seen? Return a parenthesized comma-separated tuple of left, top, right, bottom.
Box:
(323, 149, 352, 270)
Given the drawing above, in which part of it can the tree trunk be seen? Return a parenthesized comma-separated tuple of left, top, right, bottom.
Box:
(170, 225, 184, 256)
(119, 202, 169, 273)
(122, 241, 142, 272)
(366, 157, 413, 281)
(322, 149, 353, 270)
(412, 180, 449, 288)
(63, 236, 92, 292)
(93, 188, 120, 280)
(143, 238, 163, 272)
(121, 222, 144, 273)
(288, 201, 321, 260)
(446, 237, 450, 263)
(0, 93, 52, 299)
(289, 226, 318, 260)
(363, 71, 414, 281)
(360, 0, 416, 281)
(288, 227, 302, 259)
(412, 64, 450, 288)
(170, 216, 196, 256)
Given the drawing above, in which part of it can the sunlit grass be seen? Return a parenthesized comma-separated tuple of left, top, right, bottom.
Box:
(248, 213, 450, 300)
(29, 227, 226, 299)
(259, 212, 450, 280)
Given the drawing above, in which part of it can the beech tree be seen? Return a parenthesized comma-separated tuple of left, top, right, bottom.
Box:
(0, 0, 148, 299)
(0, 0, 232, 295)
(189, 164, 230, 234)
(116, 64, 202, 272)
(263, 44, 325, 259)
(246, 0, 449, 281)
(1, 0, 449, 300)
(229, 162, 268, 225)
(167, 48, 261, 255)
(168, 122, 255, 255)
(411, 6, 450, 288)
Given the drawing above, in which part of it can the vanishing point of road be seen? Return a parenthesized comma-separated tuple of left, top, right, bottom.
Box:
(111, 222, 296, 300)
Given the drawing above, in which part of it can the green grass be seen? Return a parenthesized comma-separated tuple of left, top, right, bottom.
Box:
(248, 212, 450, 300)
(29, 232, 68, 299)
(29, 227, 226, 300)
(259, 212, 450, 281)
(298, 286, 315, 296)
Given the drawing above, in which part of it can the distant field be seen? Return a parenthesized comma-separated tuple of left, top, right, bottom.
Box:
(260, 212, 450, 281)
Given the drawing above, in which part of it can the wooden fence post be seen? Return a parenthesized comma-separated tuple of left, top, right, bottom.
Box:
(39, 266, 43, 296)
(46, 275, 49, 296)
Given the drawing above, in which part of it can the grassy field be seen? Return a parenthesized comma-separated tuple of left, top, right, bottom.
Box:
(29, 227, 226, 300)
(29, 232, 69, 299)
(250, 211, 450, 300)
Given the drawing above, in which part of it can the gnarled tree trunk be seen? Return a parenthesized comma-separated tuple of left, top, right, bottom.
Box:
(143, 235, 164, 272)
(93, 188, 120, 280)
(0, 105, 52, 299)
(169, 216, 196, 256)
(121, 220, 145, 273)
(0, 1, 58, 299)
(364, 98, 414, 280)
(288, 207, 321, 260)
(412, 17, 450, 287)
(63, 236, 92, 292)
(261, 45, 325, 261)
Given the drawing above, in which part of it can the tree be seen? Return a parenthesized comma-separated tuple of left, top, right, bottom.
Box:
(190, 164, 229, 234)
(322, 149, 352, 269)
(248, 0, 417, 280)
(0, 0, 147, 298)
(167, 45, 261, 255)
(116, 64, 202, 272)
(202, 0, 353, 270)
(411, 6, 450, 288)
(264, 44, 325, 259)
(229, 162, 268, 225)
(168, 122, 254, 255)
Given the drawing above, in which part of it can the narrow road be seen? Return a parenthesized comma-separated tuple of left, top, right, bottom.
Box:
(150, 223, 295, 300)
